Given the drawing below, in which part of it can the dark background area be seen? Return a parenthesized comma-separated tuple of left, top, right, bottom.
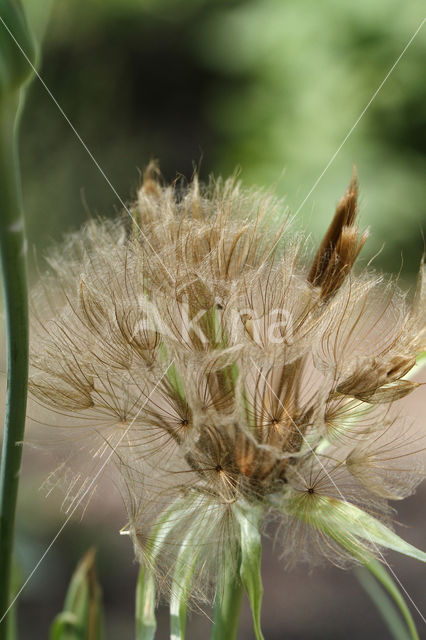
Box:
(1, 0, 425, 638)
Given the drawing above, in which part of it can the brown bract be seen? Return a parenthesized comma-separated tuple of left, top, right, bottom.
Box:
(308, 171, 369, 299)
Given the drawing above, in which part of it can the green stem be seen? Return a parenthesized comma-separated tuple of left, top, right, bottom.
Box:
(210, 559, 244, 640)
(0, 3, 42, 636)
(355, 566, 410, 640)
(135, 565, 156, 640)
(363, 559, 419, 640)
(0, 98, 29, 638)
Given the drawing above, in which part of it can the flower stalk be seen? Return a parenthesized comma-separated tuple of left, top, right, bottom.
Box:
(211, 556, 244, 640)
(0, 1, 35, 635)
(356, 559, 420, 640)
(0, 101, 29, 638)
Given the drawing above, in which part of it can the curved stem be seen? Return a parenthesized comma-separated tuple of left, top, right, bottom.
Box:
(0, 100, 29, 638)
(363, 559, 419, 640)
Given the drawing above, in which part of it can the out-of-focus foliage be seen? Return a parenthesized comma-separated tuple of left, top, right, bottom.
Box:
(49, 549, 104, 640)
(197, 0, 425, 262)
(20, 0, 424, 279)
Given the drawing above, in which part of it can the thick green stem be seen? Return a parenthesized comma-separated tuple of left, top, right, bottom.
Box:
(210, 561, 244, 640)
(0, 98, 29, 638)
(0, 4, 37, 636)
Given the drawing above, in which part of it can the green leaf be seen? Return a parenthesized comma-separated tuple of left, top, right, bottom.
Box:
(236, 507, 264, 640)
(169, 530, 201, 640)
(49, 548, 104, 640)
(356, 558, 420, 640)
(49, 613, 81, 640)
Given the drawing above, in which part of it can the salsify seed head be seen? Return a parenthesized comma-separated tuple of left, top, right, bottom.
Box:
(29, 166, 425, 598)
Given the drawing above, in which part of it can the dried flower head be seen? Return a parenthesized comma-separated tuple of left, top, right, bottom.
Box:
(30, 166, 426, 607)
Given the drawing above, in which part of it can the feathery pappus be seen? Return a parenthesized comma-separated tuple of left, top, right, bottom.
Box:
(29, 165, 426, 607)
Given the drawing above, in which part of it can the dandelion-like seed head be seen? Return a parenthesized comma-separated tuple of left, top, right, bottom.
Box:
(30, 166, 425, 602)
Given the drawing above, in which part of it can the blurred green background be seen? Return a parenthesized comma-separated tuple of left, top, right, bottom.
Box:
(3, 0, 426, 638)
(21, 0, 425, 278)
